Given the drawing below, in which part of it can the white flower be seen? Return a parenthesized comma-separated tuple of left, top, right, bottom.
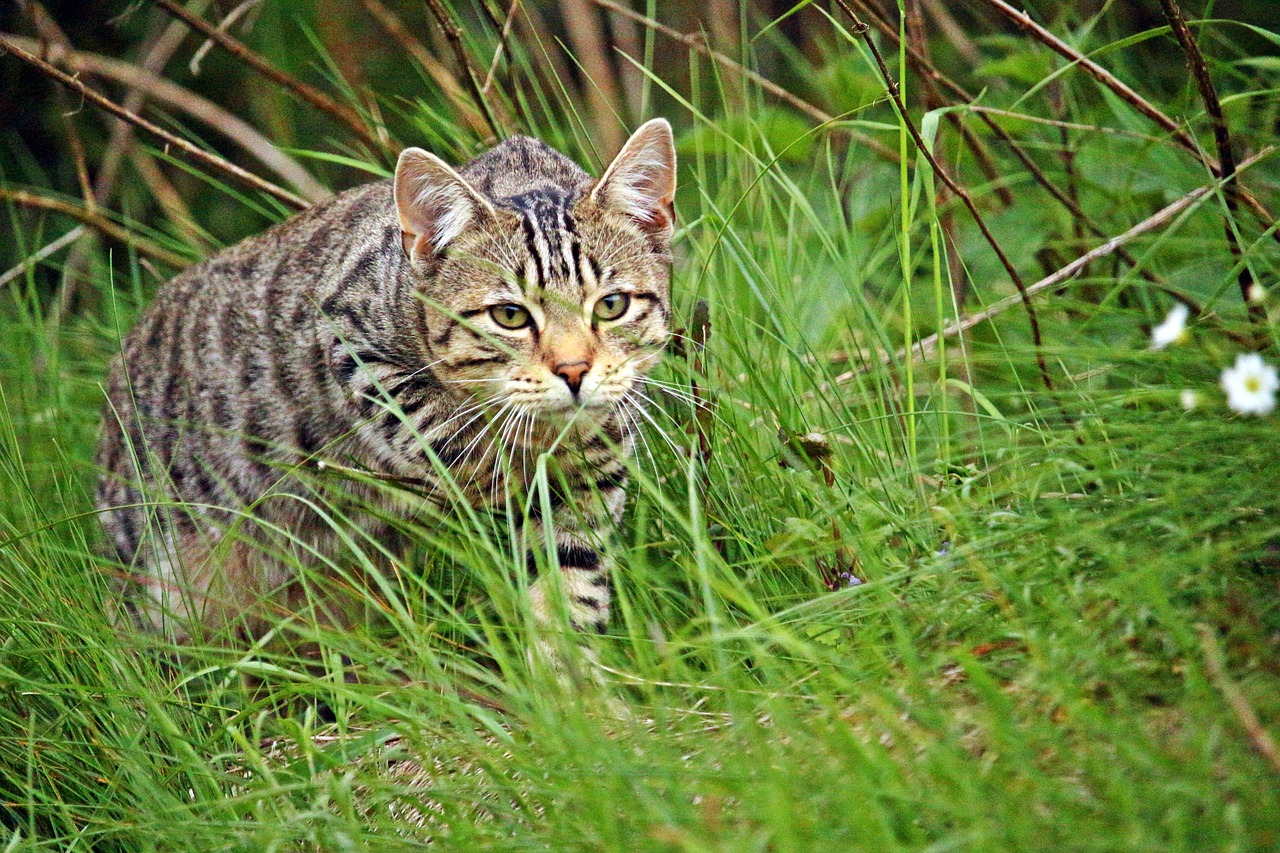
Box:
(1180, 390, 1198, 411)
(1248, 283, 1267, 304)
(1220, 353, 1279, 416)
(1151, 303, 1189, 349)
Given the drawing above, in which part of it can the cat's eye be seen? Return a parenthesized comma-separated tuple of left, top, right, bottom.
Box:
(593, 293, 630, 322)
(490, 303, 531, 329)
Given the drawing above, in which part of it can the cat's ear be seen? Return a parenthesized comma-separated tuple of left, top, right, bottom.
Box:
(591, 118, 677, 243)
(394, 147, 496, 263)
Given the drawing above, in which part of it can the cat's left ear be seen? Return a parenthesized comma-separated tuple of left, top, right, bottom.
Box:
(591, 118, 677, 244)
(394, 147, 496, 264)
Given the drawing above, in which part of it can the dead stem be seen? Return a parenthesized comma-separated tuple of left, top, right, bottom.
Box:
(905, 0, 1013, 208)
(360, 0, 491, 138)
(0, 188, 192, 269)
(967, 106, 1164, 140)
(422, 0, 505, 140)
(559, 0, 624, 154)
(840, 0, 1150, 272)
(978, 0, 1280, 243)
(587, 0, 900, 165)
(1157, 0, 1263, 328)
(0, 33, 330, 202)
(153, 0, 385, 153)
(0, 34, 309, 210)
(0, 226, 85, 289)
(833, 1, 1054, 392)
(482, 0, 521, 94)
(1197, 624, 1280, 774)
(979, 0, 1197, 156)
(903, 0, 972, 305)
(834, 144, 1277, 382)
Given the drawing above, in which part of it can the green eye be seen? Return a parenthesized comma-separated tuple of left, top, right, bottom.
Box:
(593, 293, 630, 322)
(490, 303, 531, 329)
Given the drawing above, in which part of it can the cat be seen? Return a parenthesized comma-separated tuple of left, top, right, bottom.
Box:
(95, 119, 676, 650)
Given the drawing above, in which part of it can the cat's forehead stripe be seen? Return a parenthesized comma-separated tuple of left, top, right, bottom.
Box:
(504, 188, 583, 292)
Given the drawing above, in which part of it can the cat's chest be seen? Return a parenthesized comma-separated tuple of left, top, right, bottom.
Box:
(351, 412, 624, 509)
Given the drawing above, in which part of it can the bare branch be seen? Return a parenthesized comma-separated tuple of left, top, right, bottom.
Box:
(1, 33, 330, 203)
(0, 188, 192, 269)
(1158, 0, 1262, 327)
(152, 0, 385, 153)
(0, 34, 309, 210)
(836, 0, 1206, 315)
(835, 145, 1277, 382)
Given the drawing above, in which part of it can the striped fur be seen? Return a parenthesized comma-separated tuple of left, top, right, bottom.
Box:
(96, 120, 677, 644)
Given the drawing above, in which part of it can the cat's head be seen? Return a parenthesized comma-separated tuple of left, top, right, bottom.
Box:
(393, 120, 676, 431)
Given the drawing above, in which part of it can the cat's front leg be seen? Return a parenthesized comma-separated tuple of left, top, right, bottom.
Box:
(525, 470, 627, 647)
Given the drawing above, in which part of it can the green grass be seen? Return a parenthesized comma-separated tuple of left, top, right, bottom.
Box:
(3, 2, 1280, 850)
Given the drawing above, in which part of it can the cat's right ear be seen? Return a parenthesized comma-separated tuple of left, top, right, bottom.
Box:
(394, 148, 495, 265)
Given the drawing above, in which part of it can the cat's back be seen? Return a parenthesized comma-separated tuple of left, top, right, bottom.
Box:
(135, 179, 396, 325)
(96, 179, 405, 550)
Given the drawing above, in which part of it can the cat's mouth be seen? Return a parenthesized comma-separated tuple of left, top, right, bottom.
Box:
(537, 393, 617, 418)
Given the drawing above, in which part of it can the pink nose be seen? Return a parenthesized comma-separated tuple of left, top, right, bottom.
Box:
(554, 361, 590, 395)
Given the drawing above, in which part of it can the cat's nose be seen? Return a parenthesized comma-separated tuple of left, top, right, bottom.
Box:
(554, 361, 590, 396)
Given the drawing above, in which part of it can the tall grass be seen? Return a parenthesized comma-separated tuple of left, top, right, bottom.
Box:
(2, 1, 1280, 849)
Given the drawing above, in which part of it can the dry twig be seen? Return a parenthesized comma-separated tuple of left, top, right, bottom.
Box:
(0, 34, 308, 209)
(482, 0, 521, 94)
(833, 0, 1054, 391)
(979, 0, 1198, 157)
(1157, 0, 1261, 326)
(422, 0, 504, 139)
(560, 0, 624, 153)
(1, 33, 329, 202)
(1197, 624, 1280, 774)
(840, 0, 1146, 263)
(977, 0, 1280, 239)
(0, 188, 192, 269)
(835, 144, 1277, 381)
(0, 226, 86, 288)
(588, 0, 900, 164)
(836, 0, 1171, 317)
(360, 0, 490, 138)
(153, 0, 385, 152)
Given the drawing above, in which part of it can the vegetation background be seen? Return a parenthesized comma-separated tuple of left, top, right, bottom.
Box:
(1, 0, 1279, 849)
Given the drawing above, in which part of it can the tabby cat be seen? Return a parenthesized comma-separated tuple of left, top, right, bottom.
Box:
(95, 120, 676, 647)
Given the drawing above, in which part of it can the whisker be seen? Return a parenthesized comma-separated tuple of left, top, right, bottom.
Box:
(632, 378, 727, 431)
(518, 409, 536, 486)
(420, 397, 492, 442)
(491, 404, 527, 504)
(483, 404, 523, 505)
(616, 403, 660, 486)
(625, 387, 688, 431)
(454, 401, 512, 481)
(620, 391, 685, 459)
(633, 377, 705, 408)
